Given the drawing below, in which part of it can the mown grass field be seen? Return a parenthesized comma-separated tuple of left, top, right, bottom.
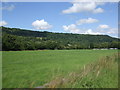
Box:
(2, 50, 118, 88)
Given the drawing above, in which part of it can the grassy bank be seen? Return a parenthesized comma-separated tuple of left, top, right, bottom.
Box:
(2, 50, 118, 88)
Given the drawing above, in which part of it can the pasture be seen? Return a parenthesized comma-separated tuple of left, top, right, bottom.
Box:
(2, 50, 118, 88)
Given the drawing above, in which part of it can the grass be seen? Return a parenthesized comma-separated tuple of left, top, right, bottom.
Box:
(45, 53, 119, 88)
(2, 49, 118, 88)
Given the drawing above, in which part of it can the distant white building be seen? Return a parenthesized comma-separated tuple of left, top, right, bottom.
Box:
(93, 48, 117, 50)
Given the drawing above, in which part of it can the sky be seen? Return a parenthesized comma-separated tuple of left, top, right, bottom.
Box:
(0, 1, 118, 37)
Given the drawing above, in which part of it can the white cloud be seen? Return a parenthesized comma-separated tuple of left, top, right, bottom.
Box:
(98, 24, 109, 29)
(63, 24, 80, 33)
(97, 24, 118, 37)
(32, 19, 52, 30)
(107, 28, 118, 34)
(63, 24, 101, 35)
(1, 4, 15, 11)
(93, 8, 104, 13)
(62, 2, 104, 14)
(76, 18, 98, 25)
(62, 19, 118, 37)
(84, 29, 101, 35)
(0, 21, 7, 26)
(102, 28, 118, 34)
(83, 28, 117, 35)
(84, 28, 118, 36)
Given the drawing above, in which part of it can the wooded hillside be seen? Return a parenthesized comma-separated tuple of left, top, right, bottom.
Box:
(1, 26, 120, 51)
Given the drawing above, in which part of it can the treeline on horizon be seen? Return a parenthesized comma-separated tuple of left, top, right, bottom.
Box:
(1, 26, 120, 51)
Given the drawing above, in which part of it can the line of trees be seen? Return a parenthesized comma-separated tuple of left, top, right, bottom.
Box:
(2, 33, 120, 51)
(1, 26, 120, 51)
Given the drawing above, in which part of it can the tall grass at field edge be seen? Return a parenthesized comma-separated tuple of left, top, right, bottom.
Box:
(43, 53, 119, 88)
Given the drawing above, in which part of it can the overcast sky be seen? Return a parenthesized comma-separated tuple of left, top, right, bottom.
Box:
(1, 2, 118, 37)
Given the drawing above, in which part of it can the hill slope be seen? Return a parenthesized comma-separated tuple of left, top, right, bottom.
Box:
(1, 26, 120, 50)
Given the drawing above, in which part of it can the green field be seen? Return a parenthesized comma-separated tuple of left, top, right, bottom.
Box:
(2, 50, 118, 88)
